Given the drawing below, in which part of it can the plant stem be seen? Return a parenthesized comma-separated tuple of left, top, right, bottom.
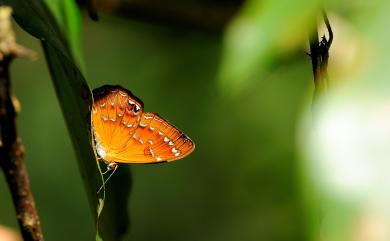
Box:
(0, 57, 44, 241)
(0, 5, 42, 240)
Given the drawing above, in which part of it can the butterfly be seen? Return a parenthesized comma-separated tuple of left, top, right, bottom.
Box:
(91, 85, 195, 177)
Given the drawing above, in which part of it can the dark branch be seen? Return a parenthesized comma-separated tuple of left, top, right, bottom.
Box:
(308, 9, 333, 101)
(322, 10, 333, 46)
(0, 57, 44, 241)
(0, 6, 43, 241)
(309, 26, 320, 84)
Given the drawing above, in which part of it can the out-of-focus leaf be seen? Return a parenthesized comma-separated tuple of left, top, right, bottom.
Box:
(219, 0, 321, 95)
(0, 0, 130, 240)
(43, 0, 86, 73)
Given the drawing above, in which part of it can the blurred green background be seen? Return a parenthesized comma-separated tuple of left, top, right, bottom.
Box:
(1, 1, 388, 241)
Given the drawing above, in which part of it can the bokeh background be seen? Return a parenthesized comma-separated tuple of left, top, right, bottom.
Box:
(1, 1, 390, 241)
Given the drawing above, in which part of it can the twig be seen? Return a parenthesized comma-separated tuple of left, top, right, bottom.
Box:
(322, 10, 333, 45)
(308, 10, 333, 101)
(0, 6, 43, 241)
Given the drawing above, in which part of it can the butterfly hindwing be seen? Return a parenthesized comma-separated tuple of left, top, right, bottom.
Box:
(114, 113, 194, 163)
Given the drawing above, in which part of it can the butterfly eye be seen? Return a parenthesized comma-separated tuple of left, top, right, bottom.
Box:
(134, 104, 141, 115)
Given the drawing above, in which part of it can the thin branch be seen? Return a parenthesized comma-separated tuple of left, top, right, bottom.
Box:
(309, 26, 320, 84)
(322, 10, 333, 46)
(0, 6, 43, 241)
(308, 9, 333, 101)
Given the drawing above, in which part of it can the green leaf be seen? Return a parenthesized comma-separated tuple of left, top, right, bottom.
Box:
(42, 43, 104, 239)
(0, 0, 130, 240)
(43, 0, 86, 73)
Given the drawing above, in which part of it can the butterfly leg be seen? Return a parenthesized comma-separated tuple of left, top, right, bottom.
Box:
(102, 162, 117, 175)
(97, 162, 118, 194)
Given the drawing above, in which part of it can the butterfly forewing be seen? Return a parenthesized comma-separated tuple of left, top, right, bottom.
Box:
(92, 85, 194, 164)
(92, 86, 144, 162)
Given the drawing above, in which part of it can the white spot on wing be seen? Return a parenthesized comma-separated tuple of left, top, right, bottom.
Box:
(118, 96, 124, 108)
(149, 147, 155, 157)
(164, 137, 170, 142)
(154, 116, 162, 122)
(122, 121, 134, 128)
(108, 95, 116, 106)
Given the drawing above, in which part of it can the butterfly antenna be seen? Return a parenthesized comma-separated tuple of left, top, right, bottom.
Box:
(97, 164, 118, 194)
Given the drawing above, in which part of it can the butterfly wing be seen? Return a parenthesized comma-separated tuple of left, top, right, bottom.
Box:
(113, 112, 195, 163)
(92, 85, 144, 162)
(92, 85, 194, 164)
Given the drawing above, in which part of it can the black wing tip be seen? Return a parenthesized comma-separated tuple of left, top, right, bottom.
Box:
(92, 85, 144, 108)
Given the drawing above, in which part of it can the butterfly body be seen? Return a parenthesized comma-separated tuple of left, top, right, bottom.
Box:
(91, 85, 194, 165)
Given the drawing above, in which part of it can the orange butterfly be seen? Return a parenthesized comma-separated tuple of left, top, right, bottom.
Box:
(91, 85, 195, 176)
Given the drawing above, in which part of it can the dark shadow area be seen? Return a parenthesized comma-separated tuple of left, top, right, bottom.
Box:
(80, 0, 245, 31)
